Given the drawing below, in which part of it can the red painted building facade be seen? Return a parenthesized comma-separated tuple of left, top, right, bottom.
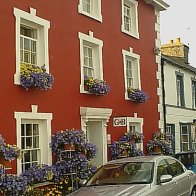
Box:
(0, 0, 168, 173)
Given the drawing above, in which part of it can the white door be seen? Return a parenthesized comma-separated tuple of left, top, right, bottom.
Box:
(87, 121, 105, 166)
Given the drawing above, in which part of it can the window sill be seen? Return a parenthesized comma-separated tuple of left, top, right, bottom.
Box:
(78, 9, 102, 22)
(121, 28, 139, 39)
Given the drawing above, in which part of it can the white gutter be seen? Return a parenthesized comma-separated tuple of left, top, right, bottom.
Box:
(144, 0, 169, 11)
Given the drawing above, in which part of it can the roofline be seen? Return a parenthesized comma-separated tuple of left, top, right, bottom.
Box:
(161, 55, 196, 73)
(144, 0, 169, 11)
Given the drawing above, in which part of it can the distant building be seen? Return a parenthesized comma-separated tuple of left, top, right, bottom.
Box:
(161, 38, 196, 153)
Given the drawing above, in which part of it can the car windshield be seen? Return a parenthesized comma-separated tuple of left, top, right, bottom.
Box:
(86, 162, 153, 186)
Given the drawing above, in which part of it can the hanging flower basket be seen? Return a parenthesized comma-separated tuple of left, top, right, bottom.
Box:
(84, 76, 110, 96)
(127, 87, 148, 103)
(20, 63, 54, 90)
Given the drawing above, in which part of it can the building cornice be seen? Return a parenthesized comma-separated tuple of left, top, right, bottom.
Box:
(144, 0, 169, 11)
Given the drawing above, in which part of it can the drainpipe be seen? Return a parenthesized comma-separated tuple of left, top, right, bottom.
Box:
(161, 58, 167, 133)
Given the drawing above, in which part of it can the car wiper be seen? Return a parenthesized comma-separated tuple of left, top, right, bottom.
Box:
(86, 183, 119, 187)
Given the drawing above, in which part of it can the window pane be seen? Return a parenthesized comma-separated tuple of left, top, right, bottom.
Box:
(84, 56, 88, 66)
(167, 158, 184, 177)
(26, 137, 32, 148)
(26, 124, 32, 136)
(83, 67, 88, 76)
(31, 53, 36, 65)
(21, 138, 25, 149)
(33, 136, 39, 148)
(31, 40, 36, 52)
(32, 150, 38, 161)
(33, 124, 39, 135)
(24, 38, 30, 50)
(24, 52, 30, 63)
(182, 135, 188, 142)
(24, 151, 30, 162)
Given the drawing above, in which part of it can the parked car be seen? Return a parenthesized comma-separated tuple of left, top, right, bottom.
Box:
(175, 151, 196, 173)
(69, 155, 196, 196)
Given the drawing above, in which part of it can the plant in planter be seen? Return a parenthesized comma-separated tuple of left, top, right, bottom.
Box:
(110, 132, 143, 160)
(127, 87, 148, 103)
(84, 76, 110, 95)
(20, 63, 54, 90)
(50, 129, 86, 153)
(147, 132, 173, 155)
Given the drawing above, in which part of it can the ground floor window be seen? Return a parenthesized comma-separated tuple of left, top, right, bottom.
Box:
(191, 124, 196, 149)
(166, 124, 175, 153)
(21, 121, 41, 171)
(180, 123, 194, 151)
(14, 105, 52, 174)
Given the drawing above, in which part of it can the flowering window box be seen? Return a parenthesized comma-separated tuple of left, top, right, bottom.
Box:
(84, 76, 110, 96)
(20, 63, 54, 90)
(127, 87, 148, 103)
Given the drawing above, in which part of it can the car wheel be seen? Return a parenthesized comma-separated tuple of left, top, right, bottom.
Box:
(191, 186, 196, 196)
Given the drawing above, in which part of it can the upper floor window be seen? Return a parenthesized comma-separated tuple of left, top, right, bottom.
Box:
(122, 48, 140, 99)
(83, 45, 94, 77)
(83, 0, 91, 13)
(176, 74, 185, 107)
(14, 7, 50, 84)
(79, 31, 103, 93)
(78, 0, 102, 22)
(121, 0, 139, 39)
(192, 80, 196, 109)
(20, 25, 37, 65)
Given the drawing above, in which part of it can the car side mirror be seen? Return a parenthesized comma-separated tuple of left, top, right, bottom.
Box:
(160, 175, 172, 183)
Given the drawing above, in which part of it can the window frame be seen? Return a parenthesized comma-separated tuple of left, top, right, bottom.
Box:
(21, 120, 41, 172)
(176, 73, 185, 107)
(78, 0, 102, 22)
(14, 7, 50, 85)
(122, 48, 141, 100)
(192, 80, 196, 109)
(121, 0, 139, 39)
(126, 115, 144, 151)
(79, 31, 103, 93)
(14, 105, 53, 174)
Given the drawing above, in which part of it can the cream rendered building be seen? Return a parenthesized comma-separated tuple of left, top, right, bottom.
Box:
(161, 38, 196, 153)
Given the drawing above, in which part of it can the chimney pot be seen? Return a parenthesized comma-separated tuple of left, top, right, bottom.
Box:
(169, 40, 173, 44)
(176, 38, 181, 44)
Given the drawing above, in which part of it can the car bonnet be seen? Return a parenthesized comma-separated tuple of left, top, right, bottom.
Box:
(69, 184, 150, 196)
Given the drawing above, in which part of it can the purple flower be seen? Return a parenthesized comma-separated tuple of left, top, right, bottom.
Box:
(20, 64, 54, 90)
(84, 76, 110, 95)
(127, 88, 148, 103)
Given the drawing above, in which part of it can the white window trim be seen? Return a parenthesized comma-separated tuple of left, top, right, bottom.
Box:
(14, 105, 53, 174)
(127, 113, 144, 151)
(78, 0, 102, 22)
(14, 7, 50, 84)
(121, 0, 139, 39)
(122, 48, 141, 100)
(79, 31, 103, 93)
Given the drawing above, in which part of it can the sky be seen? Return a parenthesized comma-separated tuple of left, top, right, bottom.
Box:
(160, 0, 196, 67)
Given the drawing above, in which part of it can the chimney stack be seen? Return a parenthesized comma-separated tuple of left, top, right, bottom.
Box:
(161, 38, 189, 64)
